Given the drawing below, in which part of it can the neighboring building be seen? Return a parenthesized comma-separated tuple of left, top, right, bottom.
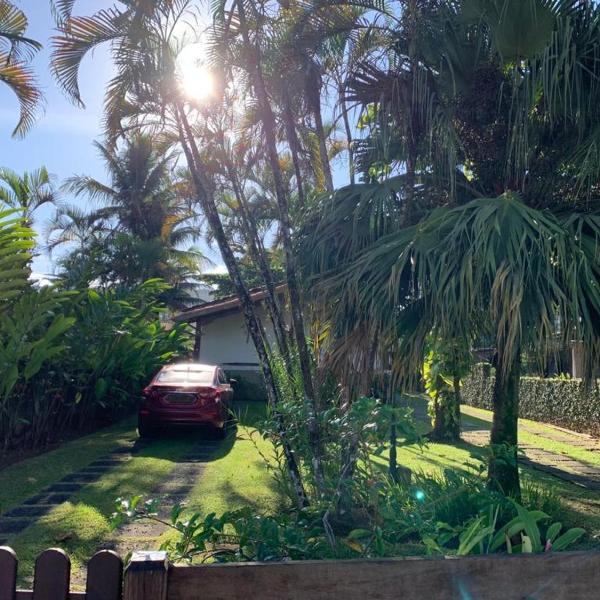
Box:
(173, 285, 286, 400)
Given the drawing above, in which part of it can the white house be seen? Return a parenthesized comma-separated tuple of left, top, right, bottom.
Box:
(173, 286, 286, 400)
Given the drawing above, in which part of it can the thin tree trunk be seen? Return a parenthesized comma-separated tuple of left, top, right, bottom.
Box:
(235, 0, 326, 496)
(175, 104, 308, 508)
(488, 349, 521, 498)
(339, 91, 355, 185)
(281, 89, 306, 207)
(452, 373, 462, 437)
(224, 159, 291, 364)
(313, 100, 334, 193)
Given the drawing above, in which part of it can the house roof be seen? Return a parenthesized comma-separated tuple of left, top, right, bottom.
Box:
(173, 284, 286, 323)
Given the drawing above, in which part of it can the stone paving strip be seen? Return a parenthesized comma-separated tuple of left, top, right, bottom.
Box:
(112, 437, 222, 556)
(461, 405, 600, 452)
(0, 438, 151, 545)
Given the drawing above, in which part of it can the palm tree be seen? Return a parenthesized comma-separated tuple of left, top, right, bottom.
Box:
(0, 167, 57, 227)
(51, 0, 310, 507)
(44, 202, 101, 255)
(0, 1, 42, 137)
(61, 135, 204, 290)
(303, 0, 600, 497)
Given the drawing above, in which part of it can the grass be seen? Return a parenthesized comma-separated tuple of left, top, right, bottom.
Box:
(0, 418, 138, 513)
(184, 402, 281, 515)
(6, 432, 201, 585)
(3, 402, 279, 585)
(156, 402, 283, 548)
(461, 404, 600, 468)
(3, 397, 600, 585)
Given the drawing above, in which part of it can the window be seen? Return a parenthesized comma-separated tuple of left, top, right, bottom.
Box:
(218, 369, 228, 384)
(156, 368, 214, 385)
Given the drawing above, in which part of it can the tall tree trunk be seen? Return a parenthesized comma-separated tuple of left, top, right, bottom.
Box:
(224, 158, 291, 364)
(236, 0, 326, 496)
(312, 99, 334, 193)
(488, 350, 521, 498)
(175, 104, 308, 508)
(281, 89, 306, 207)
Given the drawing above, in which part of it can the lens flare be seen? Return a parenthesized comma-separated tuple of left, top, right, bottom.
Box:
(177, 43, 214, 101)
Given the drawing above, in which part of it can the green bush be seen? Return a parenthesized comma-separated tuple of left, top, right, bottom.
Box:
(1, 279, 191, 451)
(462, 364, 600, 436)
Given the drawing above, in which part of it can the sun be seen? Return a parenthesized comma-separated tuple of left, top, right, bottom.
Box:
(177, 43, 214, 101)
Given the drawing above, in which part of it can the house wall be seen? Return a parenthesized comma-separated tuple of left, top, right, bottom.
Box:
(197, 306, 277, 401)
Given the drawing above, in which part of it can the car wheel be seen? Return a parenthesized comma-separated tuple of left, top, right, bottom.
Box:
(138, 418, 157, 439)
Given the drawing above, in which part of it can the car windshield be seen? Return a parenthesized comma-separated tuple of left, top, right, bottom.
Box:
(155, 368, 214, 384)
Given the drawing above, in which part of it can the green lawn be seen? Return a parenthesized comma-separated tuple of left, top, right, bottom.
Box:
(2, 403, 278, 585)
(461, 404, 600, 468)
(3, 398, 600, 585)
(184, 402, 281, 515)
(0, 418, 138, 513)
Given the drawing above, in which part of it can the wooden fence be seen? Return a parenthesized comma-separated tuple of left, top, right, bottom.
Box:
(2, 546, 600, 599)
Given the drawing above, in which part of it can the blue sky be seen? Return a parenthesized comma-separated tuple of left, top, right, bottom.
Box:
(0, 2, 117, 275)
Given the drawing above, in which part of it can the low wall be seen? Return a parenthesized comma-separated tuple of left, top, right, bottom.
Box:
(462, 363, 600, 436)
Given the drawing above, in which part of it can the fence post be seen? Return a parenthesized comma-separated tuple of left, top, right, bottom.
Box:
(32, 548, 70, 600)
(0, 547, 17, 600)
(123, 551, 168, 600)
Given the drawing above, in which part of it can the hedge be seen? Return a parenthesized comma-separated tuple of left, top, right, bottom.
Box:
(462, 363, 600, 437)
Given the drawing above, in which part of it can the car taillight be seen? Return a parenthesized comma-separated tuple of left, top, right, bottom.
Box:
(198, 390, 219, 403)
(142, 387, 158, 404)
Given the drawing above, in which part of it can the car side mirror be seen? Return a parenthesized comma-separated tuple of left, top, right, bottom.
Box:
(229, 378, 238, 385)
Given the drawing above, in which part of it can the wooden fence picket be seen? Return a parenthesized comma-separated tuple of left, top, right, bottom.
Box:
(0, 547, 17, 600)
(85, 551, 122, 600)
(32, 549, 70, 600)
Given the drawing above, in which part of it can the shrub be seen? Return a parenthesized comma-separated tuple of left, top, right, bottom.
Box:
(462, 363, 600, 436)
(113, 472, 584, 562)
(0, 279, 191, 452)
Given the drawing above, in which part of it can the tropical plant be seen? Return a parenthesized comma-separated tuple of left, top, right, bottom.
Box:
(58, 135, 204, 297)
(112, 474, 584, 563)
(0, 287, 75, 450)
(0, 0, 42, 137)
(0, 206, 34, 304)
(302, 0, 600, 498)
(0, 167, 58, 227)
(424, 339, 471, 442)
(0, 277, 191, 452)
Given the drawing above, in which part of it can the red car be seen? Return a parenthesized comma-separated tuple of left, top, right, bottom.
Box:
(138, 363, 234, 438)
